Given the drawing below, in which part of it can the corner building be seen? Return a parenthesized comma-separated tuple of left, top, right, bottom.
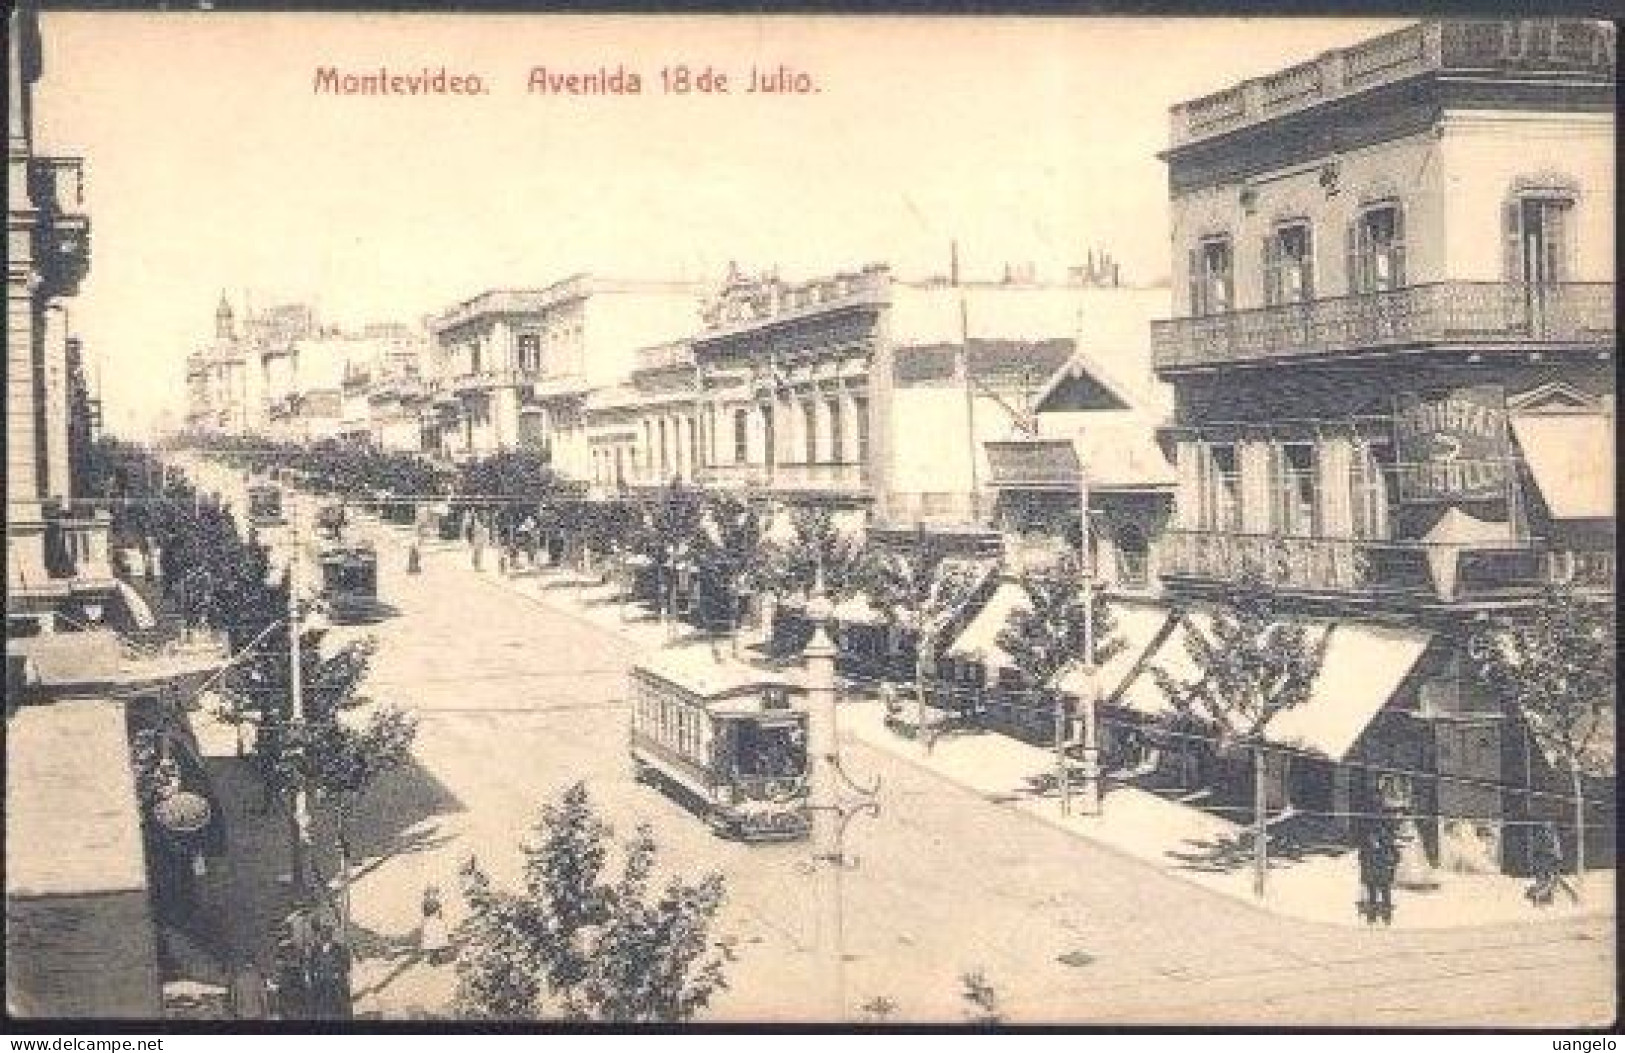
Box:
(1148, 20, 1615, 873)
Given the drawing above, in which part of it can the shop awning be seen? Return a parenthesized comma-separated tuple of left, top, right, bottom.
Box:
(1263, 622, 1431, 760)
(115, 579, 157, 631)
(944, 580, 1030, 669)
(1058, 600, 1176, 700)
(1111, 609, 1216, 719)
(1511, 413, 1615, 520)
(833, 592, 886, 626)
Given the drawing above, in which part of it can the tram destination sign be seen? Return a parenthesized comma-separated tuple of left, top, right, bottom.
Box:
(1393, 384, 1511, 503)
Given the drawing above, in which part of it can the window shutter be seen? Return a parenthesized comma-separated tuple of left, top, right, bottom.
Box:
(1187, 248, 1201, 315)
(1346, 220, 1361, 295)
(1302, 227, 1316, 300)
(1263, 235, 1279, 306)
(1390, 208, 1407, 288)
(1502, 199, 1524, 282)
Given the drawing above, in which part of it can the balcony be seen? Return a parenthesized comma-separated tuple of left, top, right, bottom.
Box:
(695, 462, 769, 489)
(1161, 528, 1614, 605)
(1151, 282, 1615, 372)
(634, 342, 694, 373)
(770, 461, 869, 495)
(883, 490, 987, 527)
(28, 156, 91, 297)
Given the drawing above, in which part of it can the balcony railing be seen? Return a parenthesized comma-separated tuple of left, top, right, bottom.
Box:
(771, 461, 869, 493)
(883, 490, 986, 527)
(696, 462, 769, 488)
(635, 342, 694, 373)
(1171, 21, 1615, 147)
(1151, 282, 1615, 371)
(1161, 529, 1614, 603)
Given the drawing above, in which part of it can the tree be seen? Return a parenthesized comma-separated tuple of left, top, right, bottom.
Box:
(1471, 585, 1616, 888)
(690, 493, 775, 650)
(1150, 579, 1322, 897)
(455, 783, 730, 1022)
(996, 554, 1124, 810)
(862, 526, 989, 750)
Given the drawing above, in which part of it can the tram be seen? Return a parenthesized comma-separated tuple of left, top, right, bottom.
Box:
(628, 647, 811, 841)
(316, 540, 381, 622)
(247, 483, 285, 528)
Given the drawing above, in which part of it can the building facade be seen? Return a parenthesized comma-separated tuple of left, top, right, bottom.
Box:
(1146, 19, 1615, 872)
(424, 277, 706, 472)
(6, 3, 114, 637)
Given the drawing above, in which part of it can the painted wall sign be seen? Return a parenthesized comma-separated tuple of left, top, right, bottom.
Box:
(1393, 385, 1510, 502)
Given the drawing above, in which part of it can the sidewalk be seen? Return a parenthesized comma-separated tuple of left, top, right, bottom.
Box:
(841, 701, 1615, 931)
(370, 514, 1619, 932)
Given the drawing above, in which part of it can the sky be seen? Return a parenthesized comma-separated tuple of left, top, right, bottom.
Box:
(33, 13, 1406, 438)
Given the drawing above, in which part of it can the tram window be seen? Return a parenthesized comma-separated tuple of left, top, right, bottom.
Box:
(736, 722, 806, 779)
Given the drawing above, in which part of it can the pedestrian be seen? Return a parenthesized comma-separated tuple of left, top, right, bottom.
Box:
(1357, 814, 1400, 925)
(471, 515, 488, 572)
(1527, 821, 1577, 906)
(419, 884, 451, 965)
(407, 540, 422, 575)
(228, 955, 271, 1020)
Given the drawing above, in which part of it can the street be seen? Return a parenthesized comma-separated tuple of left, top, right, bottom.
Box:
(240, 490, 1613, 1027)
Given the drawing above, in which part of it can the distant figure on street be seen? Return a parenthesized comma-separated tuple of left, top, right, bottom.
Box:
(407, 540, 422, 575)
(419, 884, 451, 965)
(1527, 821, 1578, 906)
(306, 920, 352, 1020)
(228, 956, 271, 1020)
(1357, 815, 1400, 925)
(471, 516, 488, 571)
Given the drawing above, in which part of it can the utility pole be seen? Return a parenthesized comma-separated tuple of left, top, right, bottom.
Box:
(1076, 461, 1101, 817)
(955, 241, 980, 522)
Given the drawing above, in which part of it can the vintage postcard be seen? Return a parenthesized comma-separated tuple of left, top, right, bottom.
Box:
(6, 5, 1616, 1031)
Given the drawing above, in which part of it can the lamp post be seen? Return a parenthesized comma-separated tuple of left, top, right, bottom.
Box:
(803, 563, 879, 1023)
(1077, 463, 1101, 817)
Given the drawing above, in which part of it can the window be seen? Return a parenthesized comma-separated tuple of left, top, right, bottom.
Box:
(1350, 441, 1393, 540)
(853, 395, 870, 464)
(733, 408, 749, 464)
(1203, 443, 1242, 531)
(1265, 222, 1314, 305)
(1350, 205, 1407, 294)
(1274, 443, 1318, 537)
(516, 333, 541, 372)
(762, 403, 775, 466)
(1188, 236, 1234, 315)
(1509, 196, 1574, 286)
(827, 398, 844, 463)
(1115, 523, 1150, 588)
(802, 399, 818, 464)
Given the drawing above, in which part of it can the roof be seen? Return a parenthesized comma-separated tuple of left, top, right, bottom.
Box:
(6, 698, 150, 897)
(1073, 422, 1177, 491)
(1511, 412, 1615, 520)
(633, 645, 803, 701)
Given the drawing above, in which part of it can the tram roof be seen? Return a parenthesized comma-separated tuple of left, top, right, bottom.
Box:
(633, 645, 806, 702)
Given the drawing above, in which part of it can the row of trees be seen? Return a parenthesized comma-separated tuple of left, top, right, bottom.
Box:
(94, 440, 420, 912)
